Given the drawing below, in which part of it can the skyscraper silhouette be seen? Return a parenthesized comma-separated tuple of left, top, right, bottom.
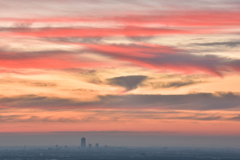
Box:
(95, 143, 99, 148)
(81, 137, 86, 148)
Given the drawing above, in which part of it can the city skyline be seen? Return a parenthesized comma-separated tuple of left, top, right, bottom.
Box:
(0, 0, 240, 147)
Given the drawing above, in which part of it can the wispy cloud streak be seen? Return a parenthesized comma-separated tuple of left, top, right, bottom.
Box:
(1, 92, 240, 111)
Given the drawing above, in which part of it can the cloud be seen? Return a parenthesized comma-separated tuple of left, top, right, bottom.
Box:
(112, 10, 240, 27)
(12, 79, 57, 87)
(182, 116, 222, 121)
(0, 115, 23, 122)
(192, 40, 240, 48)
(161, 81, 201, 88)
(0, 94, 100, 109)
(107, 75, 147, 91)
(97, 92, 240, 110)
(1, 41, 240, 77)
(2, 9, 240, 27)
(0, 115, 100, 123)
(1, 10, 240, 76)
(0, 57, 105, 69)
(0, 50, 75, 60)
(127, 36, 153, 42)
(83, 43, 240, 77)
(228, 114, 240, 121)
(46, 37, 103, 44)
(1, 26, 191, 38)
(28, 82, 56, 87)
(0, 110, 234, 123)
(0, 50, 112, 69)
(1, 92, 240, 111)
(0, 68, 45, 75)
(148, 80, 202, 89)
(118, 111, 223, 121)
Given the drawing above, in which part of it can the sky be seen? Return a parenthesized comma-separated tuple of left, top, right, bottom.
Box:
(0, 0, 240, 147)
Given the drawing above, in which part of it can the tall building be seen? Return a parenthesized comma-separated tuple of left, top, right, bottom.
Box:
(81, 137, 86, 148)
(89, 143, 92, 148)
(64, 145, 68, 149)
(95, 143, 99, 148)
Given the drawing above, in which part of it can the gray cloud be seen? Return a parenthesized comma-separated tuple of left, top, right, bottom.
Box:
(19, 81, 57, 87)
(0, 49, 78, 60)
(45, 37, 103, 44)
(228, 114, 240, 121)
(127, 36, 153, 42)
(0, 115, 101, 123)
(120, 112, 223, 121)
(0, 92, 240, 111)
(0, 95, 83, 108)
(179, 116, 222, 121)
(162, 81, 198, 88)
(97, 92, 240, 110)
(148, 80, 202, 89)
(0, 111, 231, 123)
(193, 40, 240, 48)
(0, 115, 23, 122)
(107, 75, 147, 91)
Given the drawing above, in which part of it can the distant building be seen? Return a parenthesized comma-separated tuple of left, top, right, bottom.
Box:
(95, 143, 99, 148)
(104, 145, 108, 148)
(81, 137, 86, 148)
(64, 145, 68, 149)
(23, 145, 27, 150)
(89, 144, 92, 148)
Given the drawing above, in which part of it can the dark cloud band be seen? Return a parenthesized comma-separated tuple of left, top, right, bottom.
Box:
(1, 92, 240, 111)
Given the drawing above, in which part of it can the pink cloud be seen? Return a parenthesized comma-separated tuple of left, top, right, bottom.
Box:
(1, 10, 240, 27)
(1, 26, 191, 38)
(81, 43, 240, 77)
(0, 52, 109, 69)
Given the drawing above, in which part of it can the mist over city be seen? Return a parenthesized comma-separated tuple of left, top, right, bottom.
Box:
(1, 135, 240, 160)
(0, 132, 240, 159)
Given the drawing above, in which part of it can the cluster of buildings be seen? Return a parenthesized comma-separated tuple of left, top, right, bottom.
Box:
(81, 137, 99, 148)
